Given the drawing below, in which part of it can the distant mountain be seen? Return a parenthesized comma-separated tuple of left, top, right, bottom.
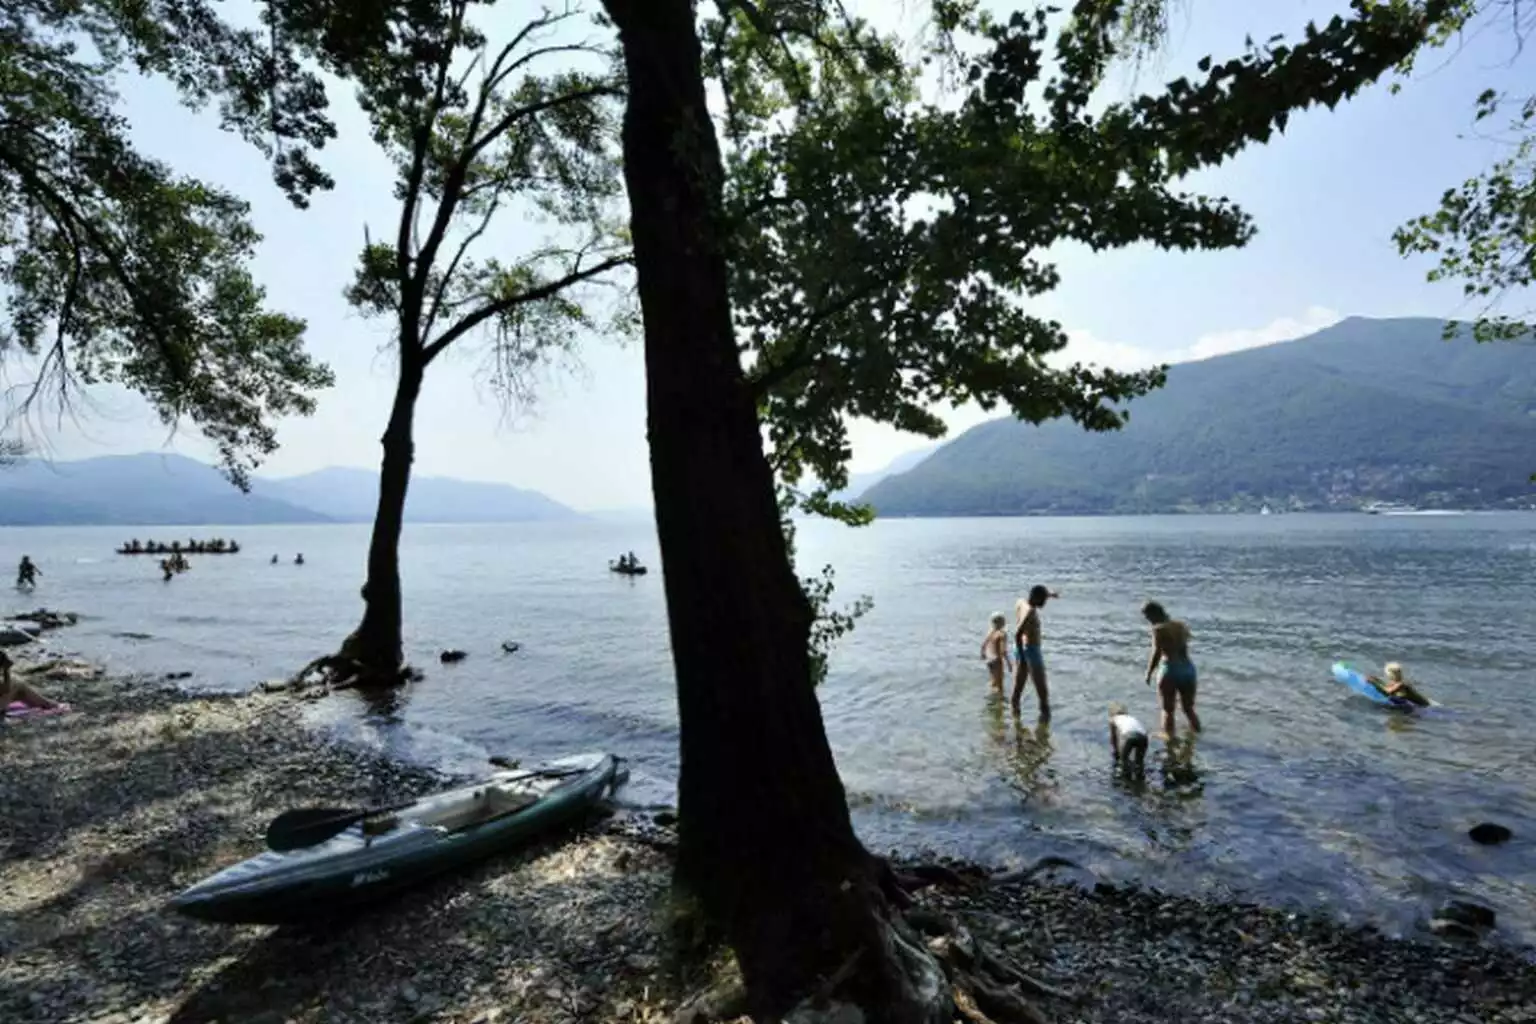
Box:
(837, 446, 937, 501)
(0, 454, 330, 526)
(258, 467, 576, 523)
(0, 454, 578, 526)
(863, 317, 1536, 516)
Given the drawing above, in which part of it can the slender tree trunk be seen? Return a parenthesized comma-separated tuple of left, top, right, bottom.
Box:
(606, 3, 947, 1020)
(339, 356, 424, 683)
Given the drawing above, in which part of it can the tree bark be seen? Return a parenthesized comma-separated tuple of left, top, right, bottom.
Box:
(338, 355, 424, 684)
(605, 2, 948, 1020)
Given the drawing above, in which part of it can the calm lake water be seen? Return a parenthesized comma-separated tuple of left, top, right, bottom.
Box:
(4, 514, 1535, 947)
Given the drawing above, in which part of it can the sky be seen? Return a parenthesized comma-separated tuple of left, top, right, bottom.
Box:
(3, 0, 1531, 510)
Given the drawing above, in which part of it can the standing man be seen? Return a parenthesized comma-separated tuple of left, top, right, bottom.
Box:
(15, 555, 39, 591)
(1013, 584, 1060, 720)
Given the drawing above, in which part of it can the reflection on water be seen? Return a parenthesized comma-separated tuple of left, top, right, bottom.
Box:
(983, 698, 1060, 805)
(7, 513, 1536, 947)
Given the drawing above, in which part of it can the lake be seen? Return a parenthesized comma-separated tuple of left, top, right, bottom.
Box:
(4, 513, 1535, 947)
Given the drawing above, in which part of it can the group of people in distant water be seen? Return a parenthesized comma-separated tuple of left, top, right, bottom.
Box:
(982, 590, 1433, 775)
(119, 538, 240, 555)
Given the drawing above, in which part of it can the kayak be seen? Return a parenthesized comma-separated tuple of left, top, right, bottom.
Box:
(169, 752, 625, 925)
(1331, 662, 1421, 711)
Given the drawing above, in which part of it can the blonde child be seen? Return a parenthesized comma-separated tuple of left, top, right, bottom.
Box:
(1367, 662, 1432, 707)
(980, 612, 1012, 693)
(1108, 701, 1148, 771)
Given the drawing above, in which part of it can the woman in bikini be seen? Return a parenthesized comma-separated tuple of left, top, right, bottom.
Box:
(1142, 600, 1200, 739)
(0, 650, 62, 712)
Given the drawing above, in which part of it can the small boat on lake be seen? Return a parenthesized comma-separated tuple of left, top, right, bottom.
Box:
(610, 561, 648, 576)
(168, 753, 626, 926)
(117, 538, 240, 555)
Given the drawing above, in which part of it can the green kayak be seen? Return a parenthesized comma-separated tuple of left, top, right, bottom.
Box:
(169, 752, 625, 925)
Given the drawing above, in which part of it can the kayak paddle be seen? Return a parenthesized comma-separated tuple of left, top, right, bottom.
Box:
(265, 798, 422, 852)
(264, 765, 589, 852)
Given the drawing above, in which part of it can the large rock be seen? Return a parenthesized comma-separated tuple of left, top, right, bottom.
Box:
(1469, 822, 1512, 845)
(0, 624, 39, 648)
(1435, 899, 1496, 930)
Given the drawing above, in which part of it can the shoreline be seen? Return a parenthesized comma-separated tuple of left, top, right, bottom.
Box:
(4, 632, 1536, 1022)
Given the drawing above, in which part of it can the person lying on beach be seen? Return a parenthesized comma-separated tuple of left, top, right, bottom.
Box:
(1367, 662, 1431, 707)
(1108, 702, 1148, 771)
(1143, 600, 1201, 739)
(0, 649, 62, 711)
(1013, 585, 1058, 719)
(980, 612, 1012, 693)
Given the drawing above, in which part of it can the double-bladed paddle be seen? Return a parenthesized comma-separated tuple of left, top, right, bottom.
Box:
(264, 764, 589, 852)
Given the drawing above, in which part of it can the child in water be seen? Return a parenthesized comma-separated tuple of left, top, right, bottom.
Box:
(1108, 701, 1148, 772)
(980, 612, 1012, 693)
(1368, 662, 1432, 707)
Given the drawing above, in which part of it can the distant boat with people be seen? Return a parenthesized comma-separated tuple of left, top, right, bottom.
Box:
(118, 538, 241, 555)
(610, 552, 647, 576)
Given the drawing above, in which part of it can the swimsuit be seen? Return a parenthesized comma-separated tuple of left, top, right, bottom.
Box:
(1160, 659, 1197, 698)
(1020, 643, 1045, 673)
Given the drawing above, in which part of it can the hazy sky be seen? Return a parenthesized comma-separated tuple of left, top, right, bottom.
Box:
(3, 0, 1528, 510)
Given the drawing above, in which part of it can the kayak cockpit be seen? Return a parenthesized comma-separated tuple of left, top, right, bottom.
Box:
(410, 784, 540, 833)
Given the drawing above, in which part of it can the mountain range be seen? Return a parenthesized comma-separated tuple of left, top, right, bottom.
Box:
(862, 316, 1536, 515)
(0, 454, 577, 526)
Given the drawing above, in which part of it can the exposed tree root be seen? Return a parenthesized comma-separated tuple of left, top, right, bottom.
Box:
(678, 858, 1074, 1024)
(285, 648, 420, 693)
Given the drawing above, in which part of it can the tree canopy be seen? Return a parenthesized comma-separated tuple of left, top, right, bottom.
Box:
(1388, 0, 1536, 341)
(0, 0, 338, 485)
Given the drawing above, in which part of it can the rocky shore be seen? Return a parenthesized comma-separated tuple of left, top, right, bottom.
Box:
(3, 636, 1535, 1024)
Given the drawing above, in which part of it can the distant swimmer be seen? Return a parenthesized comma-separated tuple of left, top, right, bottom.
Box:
(271, 554, 279, 565)
(1367, 662, 1431, 707)
(1013, 585, 1059, 719)
(294, 553, 305, 566)
(15, 555, 39, 591)
(1142, 600, 1201, 739)
(1108, 702, 1148, 773)
(980, 612, 1012, 694)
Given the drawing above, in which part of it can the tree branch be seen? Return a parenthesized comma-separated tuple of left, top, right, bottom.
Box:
(0, 138, 190, 388)
(414, 82, 623, 292)
(420, 253, 632, 365)
(749, 272, 897, 395)
(397, 0, 469, 320)
(422, 189, 505, 343)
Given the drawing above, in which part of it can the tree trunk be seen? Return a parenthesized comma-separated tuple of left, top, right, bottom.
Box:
(606, 3, 948, 1020)
(338, 357, 424, 684)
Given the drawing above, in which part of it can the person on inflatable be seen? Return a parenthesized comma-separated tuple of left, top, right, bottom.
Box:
(1367, 662, 1431, 707)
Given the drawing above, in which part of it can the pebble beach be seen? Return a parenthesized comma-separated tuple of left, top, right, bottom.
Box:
(3, 624, 1535, 1024)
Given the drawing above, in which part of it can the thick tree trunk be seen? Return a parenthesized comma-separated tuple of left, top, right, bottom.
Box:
(606, 3, 947, 1020)
(337, 358, 423, 684)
